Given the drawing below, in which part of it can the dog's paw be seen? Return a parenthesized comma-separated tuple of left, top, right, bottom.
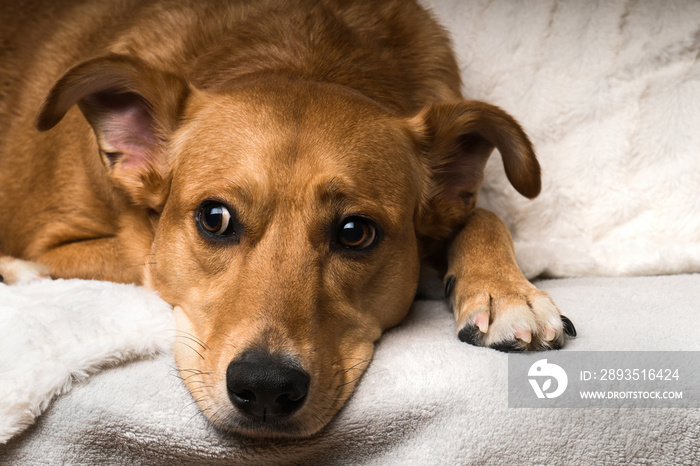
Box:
(0, 257, 51, 285)
(444, 275, 576, 352)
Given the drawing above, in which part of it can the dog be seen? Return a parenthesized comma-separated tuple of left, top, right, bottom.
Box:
(0, 0, 575, 437)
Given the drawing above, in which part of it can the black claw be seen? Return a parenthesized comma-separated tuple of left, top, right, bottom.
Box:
(444, 275, 456, 299)
(561, 315, 577, 337)
(489, 339, 524, 353)
(457, 324, 482, 346)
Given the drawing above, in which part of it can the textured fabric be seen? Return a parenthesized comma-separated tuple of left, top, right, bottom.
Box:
(0, 279, 174, 443)
(423, 0, 700, 277)
(1, 275, 699, 464)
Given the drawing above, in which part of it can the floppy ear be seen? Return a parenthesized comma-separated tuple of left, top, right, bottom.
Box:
(409, 100, 540, 239)
(36, 54, 189, 210)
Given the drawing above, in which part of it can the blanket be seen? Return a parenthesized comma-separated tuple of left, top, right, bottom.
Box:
(423, 0, 700, 277)
(1, 274, 699, 464)
(0, 280, 174, 443)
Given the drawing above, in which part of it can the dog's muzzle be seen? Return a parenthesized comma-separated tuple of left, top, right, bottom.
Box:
(226, 350, 310, 422)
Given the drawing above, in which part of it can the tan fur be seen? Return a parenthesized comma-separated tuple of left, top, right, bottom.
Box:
(0, 0, 569, 437)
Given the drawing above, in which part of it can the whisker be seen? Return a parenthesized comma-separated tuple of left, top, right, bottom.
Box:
(174, 334, 209, 351)
(331, 356, 369, 366)
(171, 330, 210, 350)
(210, 404, 229, 425)
(182, 373, 208, 383)
(173, 341, 206, 360)
(184, 400, 211, 426)
(181, 397, 205, 413)
(336, 374, 364, 388)
(340, 359, 369, 375)
(187, 386, 213, 395)
(184, 379, 208, 386)
(179, 368, 212, 376)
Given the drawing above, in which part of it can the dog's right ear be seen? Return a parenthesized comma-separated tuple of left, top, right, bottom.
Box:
(36, 54, 189, 210)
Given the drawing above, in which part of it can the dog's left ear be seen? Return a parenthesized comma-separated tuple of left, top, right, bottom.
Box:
(36, 54, 189, 210)
(408, 100, 540, 239)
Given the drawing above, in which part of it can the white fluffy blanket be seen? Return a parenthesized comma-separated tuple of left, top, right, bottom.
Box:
(0, 280, 174, 443)
(424, 0, 700, 277)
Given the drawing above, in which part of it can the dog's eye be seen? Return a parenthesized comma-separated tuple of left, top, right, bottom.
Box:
(337, 217, 377, 250)
(198, 202, 236, 238)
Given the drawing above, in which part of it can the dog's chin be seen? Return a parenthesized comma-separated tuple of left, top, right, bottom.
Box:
(188, 371, 342, 439)
(206, 407, 329, 439)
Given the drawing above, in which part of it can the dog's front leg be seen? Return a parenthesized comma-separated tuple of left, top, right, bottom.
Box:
(444, 208, 576, 351)
(35, 236, 143, 284)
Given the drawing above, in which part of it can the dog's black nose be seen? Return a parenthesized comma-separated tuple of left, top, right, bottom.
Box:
(226, 351, 310, 421)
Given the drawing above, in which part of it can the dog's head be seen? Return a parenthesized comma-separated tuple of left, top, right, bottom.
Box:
(37, 54, 538, 437)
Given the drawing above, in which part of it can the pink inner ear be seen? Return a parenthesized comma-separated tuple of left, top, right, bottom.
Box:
(83, 92, 159, 169)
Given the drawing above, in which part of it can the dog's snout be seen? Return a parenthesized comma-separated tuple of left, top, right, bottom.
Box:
(226, 351, 310, 421)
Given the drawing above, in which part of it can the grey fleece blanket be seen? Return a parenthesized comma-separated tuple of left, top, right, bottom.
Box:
(1, 274, 699, 464)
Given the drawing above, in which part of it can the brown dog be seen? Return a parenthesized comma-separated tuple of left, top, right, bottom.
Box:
(0, 0, 575, 437)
